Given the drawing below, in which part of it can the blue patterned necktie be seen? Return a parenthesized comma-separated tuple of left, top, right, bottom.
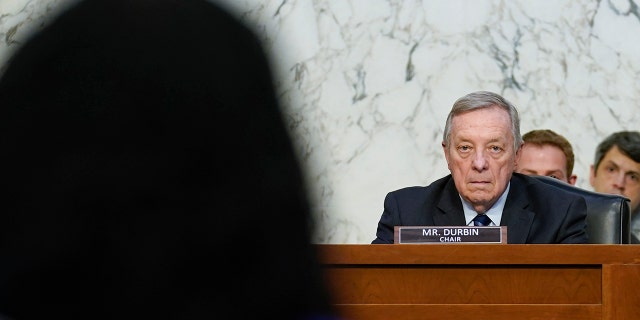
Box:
(473, 214, 492, 226)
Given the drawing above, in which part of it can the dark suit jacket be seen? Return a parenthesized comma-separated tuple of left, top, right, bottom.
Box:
(372, 173, 588, 244)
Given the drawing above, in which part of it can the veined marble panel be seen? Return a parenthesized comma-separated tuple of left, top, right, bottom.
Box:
(2, 0, 639, 244)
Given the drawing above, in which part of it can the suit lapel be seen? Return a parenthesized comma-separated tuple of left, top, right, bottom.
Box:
(503, 176, 535, 244)
(435, 178, 467, 226)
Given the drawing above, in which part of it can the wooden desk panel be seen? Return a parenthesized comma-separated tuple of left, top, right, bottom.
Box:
(329, 304, 601, 320)
(603, 264, 640, 319)
(327, 266, 600, 304)
(317, 244, 640, 320)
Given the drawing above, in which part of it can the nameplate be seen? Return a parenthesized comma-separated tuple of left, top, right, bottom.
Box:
(394, 226, 507, 244)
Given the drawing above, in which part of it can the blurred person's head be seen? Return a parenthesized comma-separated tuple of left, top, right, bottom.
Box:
(590, 131, 640, 213)
(442, 91, 523, 214)
(516, 129, 577, 185)
(0, 0, 335, 319)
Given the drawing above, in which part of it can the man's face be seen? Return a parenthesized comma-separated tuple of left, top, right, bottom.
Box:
(516, 143, 576, 185)
(443, 106, 517, 213)
(590, 145, 640, 212)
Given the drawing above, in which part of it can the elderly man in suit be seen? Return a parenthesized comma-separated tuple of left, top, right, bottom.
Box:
(372, 91, 588, 244)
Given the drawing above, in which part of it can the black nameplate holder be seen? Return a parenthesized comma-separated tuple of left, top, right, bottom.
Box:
(394, 226, 507, 244)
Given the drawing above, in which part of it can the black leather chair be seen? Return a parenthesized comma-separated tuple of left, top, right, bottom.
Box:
(533, 175, 631, 244)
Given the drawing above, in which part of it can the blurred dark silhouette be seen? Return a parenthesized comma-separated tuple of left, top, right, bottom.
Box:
(0, 0, 337, 319)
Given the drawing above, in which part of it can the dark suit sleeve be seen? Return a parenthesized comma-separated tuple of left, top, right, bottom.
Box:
(372, 192, 400, 244)
(557, 196, 589, 243)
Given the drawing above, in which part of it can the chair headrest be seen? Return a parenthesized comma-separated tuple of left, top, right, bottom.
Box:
(532, 175, 631, 244)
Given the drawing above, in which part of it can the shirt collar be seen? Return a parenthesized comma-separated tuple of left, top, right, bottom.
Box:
(461, 182, 510, 226)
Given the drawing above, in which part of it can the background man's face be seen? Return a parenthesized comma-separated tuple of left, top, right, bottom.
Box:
(517, 143, 575, 185)
(590, 145, 640, 212)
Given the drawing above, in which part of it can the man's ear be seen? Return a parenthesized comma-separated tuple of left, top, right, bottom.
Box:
(514, 143, 523, 166)
(442, 142, 451, 170)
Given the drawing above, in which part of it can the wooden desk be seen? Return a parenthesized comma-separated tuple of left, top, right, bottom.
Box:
(316, 244, 640, 320)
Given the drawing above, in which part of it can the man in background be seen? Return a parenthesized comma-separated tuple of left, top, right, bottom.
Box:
(590, 131, 640, 243)
(516, 129, 577, 185)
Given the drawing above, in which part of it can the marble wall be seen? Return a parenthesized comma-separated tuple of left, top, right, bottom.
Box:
(2, 0, 639, 244)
